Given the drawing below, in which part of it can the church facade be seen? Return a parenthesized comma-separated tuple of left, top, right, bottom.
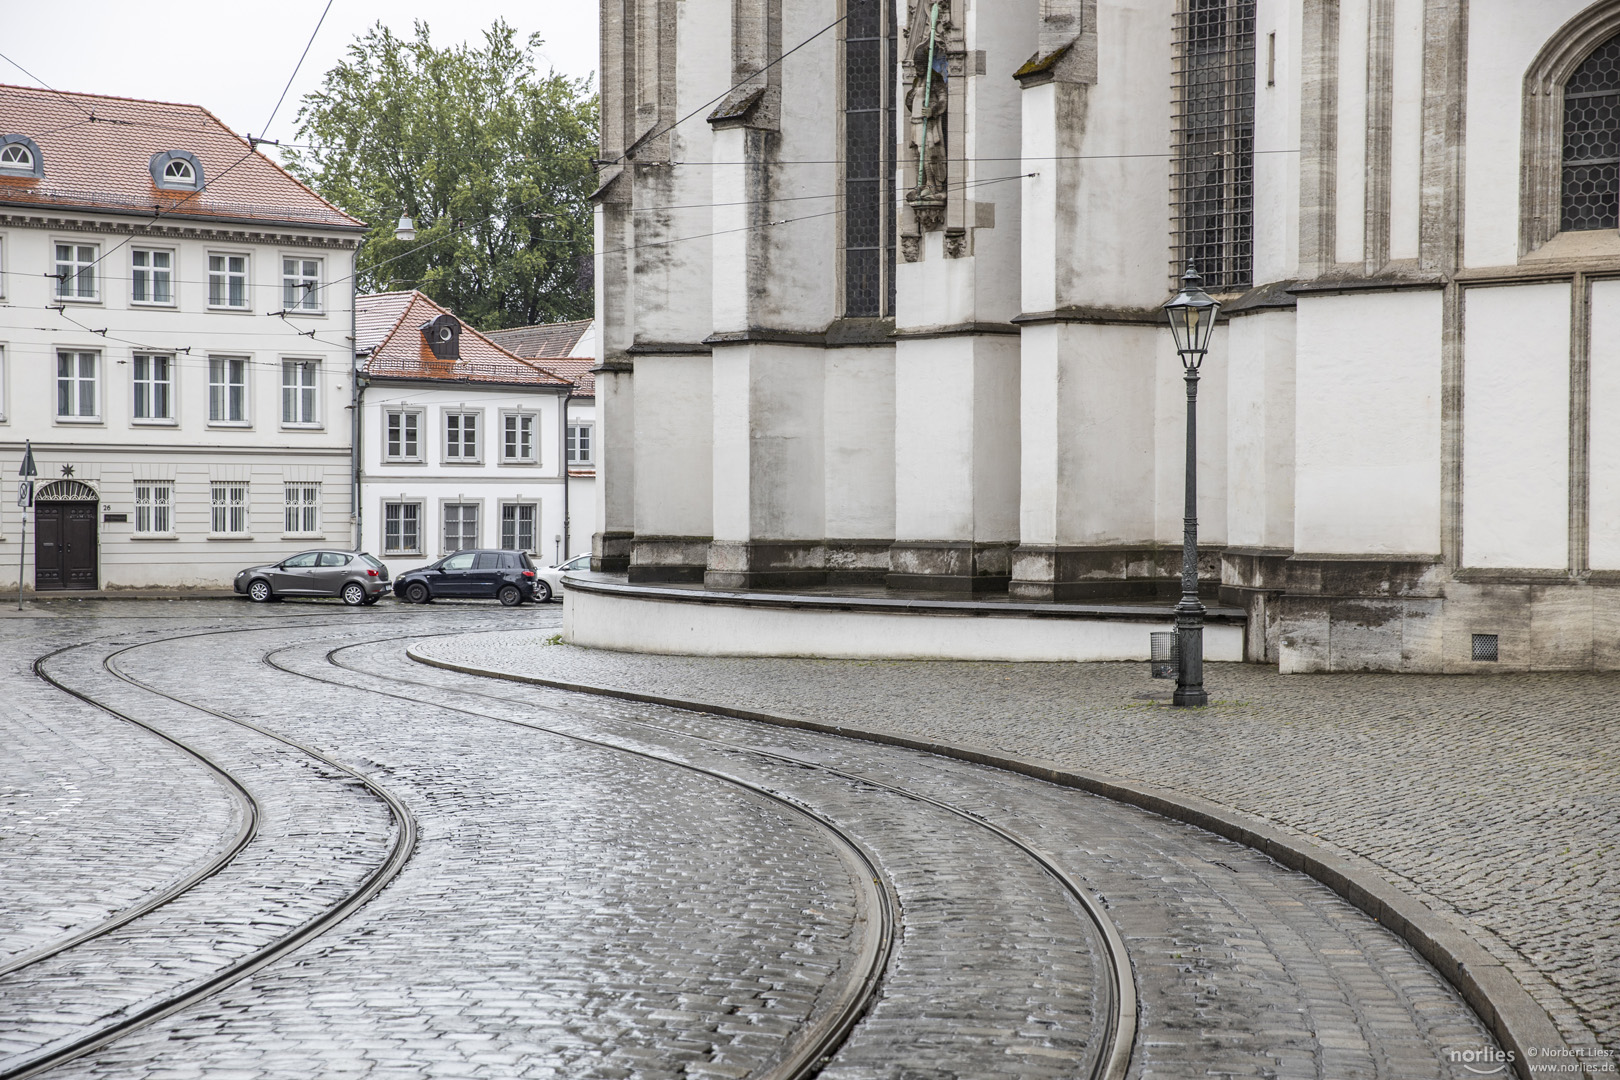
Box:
(591, 0, 1620, 673)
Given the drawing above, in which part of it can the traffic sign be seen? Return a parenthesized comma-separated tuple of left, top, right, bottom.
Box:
(17, 480, 31, 508)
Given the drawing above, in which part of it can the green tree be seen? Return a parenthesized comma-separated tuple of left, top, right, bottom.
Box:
(285, 21, 597, 328)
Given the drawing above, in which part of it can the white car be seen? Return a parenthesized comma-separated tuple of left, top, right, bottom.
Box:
(534, 553, 591, 603)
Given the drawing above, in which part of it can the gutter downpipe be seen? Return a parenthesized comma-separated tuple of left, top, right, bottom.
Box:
(350, 239, 366, 551)
(560, 384, 574, 563)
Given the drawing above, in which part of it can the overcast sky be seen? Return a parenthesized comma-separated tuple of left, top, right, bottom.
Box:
(1, 1, 599, 143)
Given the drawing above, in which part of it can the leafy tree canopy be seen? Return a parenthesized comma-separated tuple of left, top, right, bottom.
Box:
(285, 21, 597, 329)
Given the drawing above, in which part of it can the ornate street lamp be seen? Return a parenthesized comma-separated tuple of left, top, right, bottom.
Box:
(1163, 262, 1220, 707)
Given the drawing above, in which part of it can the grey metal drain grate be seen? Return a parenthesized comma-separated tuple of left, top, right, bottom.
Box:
(1471, 633, 1499, 662)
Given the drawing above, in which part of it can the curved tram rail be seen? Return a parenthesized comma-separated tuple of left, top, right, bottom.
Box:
(303, 633, 1139, 1080)
(6, 621, 898, 1080)
(1, 625, 419, 1080)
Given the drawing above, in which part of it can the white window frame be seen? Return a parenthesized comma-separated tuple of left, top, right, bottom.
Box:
(0, 235, 6, 301)
(441, 500, 481, 554)
(54, 241, 99, 302)
(209, 481, 251, 537)
(383, 409, 423, 462)
(283, 482, 321, 537)
(281, 359, 320, 427)
(208, 252, 250, 310)
(55, 350, 100, 422)
(383, 500, 423, 555)
(132, 354, 176, 424)
(133, 481, 174, 537)
(566, 421, 595, 466)
(208, 356, 251, 426)
(281, 256, 323, 313)
(443, 409, 483, 463)
(501, 410, 538, 464)
(0, 344, 8, 423)
(499, 501, 538, 552)
(130, 247, 176, 307)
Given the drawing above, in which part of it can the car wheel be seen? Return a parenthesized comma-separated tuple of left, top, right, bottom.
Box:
(405, 582, 431, 605)
(248, 579, 273, 603)
(498, 584, 523, 607)
(342, 583, 367, 606)
(534, 581, 553, 604)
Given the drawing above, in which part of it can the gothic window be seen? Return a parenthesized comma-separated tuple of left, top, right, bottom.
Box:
(1171, 0, 1256, 292)
(1562, 35, 1620, 232)
(844, 0, 897, 318)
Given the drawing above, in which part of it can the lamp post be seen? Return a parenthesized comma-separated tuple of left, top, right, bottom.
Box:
(1162, 262, 1220, 707)
(17, 440, 37, 611)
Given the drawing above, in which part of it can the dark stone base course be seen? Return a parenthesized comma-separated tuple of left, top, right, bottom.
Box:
(627, 536, 711, 584)
(408, 647, 1573, 1080)
(886, 540, 1015, 594)
(1011, 544, 1223, 602)
(592, 530, 633, 574)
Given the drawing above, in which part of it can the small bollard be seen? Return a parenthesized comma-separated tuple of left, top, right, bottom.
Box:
(1150, 632, 1178, 680)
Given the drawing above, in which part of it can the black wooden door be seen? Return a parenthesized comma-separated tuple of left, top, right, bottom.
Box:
(35, 502, 98, 590)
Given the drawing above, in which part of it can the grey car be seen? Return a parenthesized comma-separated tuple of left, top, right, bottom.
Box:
(235, 550, 390, 605)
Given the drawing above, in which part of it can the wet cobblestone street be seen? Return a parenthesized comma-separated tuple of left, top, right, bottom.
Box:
(1, 600, 1518, 1078)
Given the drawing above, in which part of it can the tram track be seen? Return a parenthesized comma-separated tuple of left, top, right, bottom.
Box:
(1, 622, 420, 1080)
(285, 631, 1138, 1080)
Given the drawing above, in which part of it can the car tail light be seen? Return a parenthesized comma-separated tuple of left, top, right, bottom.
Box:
(521, 570, 535, 577)
(366, 569, 379, 577)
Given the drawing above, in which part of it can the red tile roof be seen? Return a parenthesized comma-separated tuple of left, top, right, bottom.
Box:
(531, 358, 595, 397)
(485, 318, 593, 359)
(358, 291, 573, 387)
(0, 83, 363, 230)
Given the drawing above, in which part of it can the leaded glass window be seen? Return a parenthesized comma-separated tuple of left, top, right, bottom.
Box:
(845, 0, 897, 318)
(1172, 0, 1256, 292)
(1563, 35, 1620, 232)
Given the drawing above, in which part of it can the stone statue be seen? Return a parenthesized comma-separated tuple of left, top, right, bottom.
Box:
(905, 0, 949, 230)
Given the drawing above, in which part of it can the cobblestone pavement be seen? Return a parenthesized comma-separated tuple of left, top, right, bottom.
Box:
(1, 600, 1509, 1079)
(415, 628, 1620, 1060)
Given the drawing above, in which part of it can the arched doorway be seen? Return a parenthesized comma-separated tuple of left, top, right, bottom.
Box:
(35, 480, 99, 590)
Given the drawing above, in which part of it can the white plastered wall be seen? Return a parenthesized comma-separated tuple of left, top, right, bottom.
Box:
(711, 344, 826, 543)
(632, 356, 714, 539)
(1295, 290, 1442, 555)
(1590, 280, 1620, 570)
(1225, 310, 1297, 550)
(824, 346, 896, 541)
(1461, 283, 1570, 570)
(1155, 324, 1228, 546)
(1253, 0, 1301, 283)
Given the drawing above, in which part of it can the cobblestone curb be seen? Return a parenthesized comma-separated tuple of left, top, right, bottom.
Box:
(408, 643, 1574, 1080)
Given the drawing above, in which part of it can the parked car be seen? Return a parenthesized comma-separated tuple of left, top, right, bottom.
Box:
(393, 549, 539, 606)
(533, 553, 591, 603)
(235, 550, 389, 605)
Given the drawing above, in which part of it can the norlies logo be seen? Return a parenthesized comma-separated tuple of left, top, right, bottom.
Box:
(1449, 1047, 1515, 1075)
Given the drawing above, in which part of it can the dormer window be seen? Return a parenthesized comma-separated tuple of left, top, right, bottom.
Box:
(420, 313, 461, 360)
(150, 149, 204, 190)
(0, 134, 43, 178)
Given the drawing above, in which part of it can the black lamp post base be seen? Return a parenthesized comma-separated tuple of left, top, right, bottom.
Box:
(1172, 686, 1208, 707)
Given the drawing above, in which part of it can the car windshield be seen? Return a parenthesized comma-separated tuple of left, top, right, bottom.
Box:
(357, 553, 385, 571)
(563, 555, 590, 571)
(519, 552, 537, 570)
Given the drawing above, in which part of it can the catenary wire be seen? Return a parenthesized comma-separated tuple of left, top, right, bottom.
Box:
(254, 0, 334, 145)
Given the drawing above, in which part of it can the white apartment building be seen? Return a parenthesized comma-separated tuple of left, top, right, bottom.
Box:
(0, 84, 362, 591)
(355, 292, 574, 572)
(486, 318, 598, 561)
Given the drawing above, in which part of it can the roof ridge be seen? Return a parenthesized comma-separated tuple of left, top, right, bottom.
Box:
(0, 82, 222, 113)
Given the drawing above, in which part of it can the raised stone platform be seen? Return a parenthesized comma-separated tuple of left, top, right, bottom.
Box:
(562, 573, 1247, 662)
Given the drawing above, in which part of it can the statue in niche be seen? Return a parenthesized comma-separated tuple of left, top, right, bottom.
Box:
(905, 0, 949, 231)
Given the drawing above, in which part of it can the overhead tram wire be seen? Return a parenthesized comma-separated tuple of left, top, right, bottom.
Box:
(250, 0, 333, 147)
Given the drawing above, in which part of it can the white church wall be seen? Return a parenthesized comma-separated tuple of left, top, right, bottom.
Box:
(1253, 0, 1301, 284)
(632, 356, 714, 539)
(1020, 323, 1158, 547)
(960, 0, 1034, 322)
(1590, 280, 1620, 570)
(1295, 289, 1442, 555)
(1226, 310, 1296, 552)
(824, 347, 897, 541)
(1388, 0, 1424, 262)
(711, 345, 827, 542)
(1462, 282, 1570, 570)
(1463, 2, 1587, 270)
(1335, 0, 1369, 266)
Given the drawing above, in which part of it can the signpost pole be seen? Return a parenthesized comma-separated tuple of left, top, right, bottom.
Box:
(18, 440, 37, 611)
